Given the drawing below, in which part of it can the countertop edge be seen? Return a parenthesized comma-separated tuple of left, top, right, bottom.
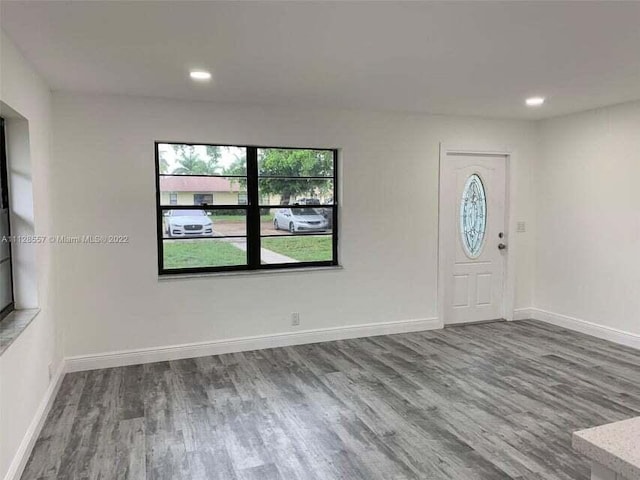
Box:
(572, 421, 640, 480)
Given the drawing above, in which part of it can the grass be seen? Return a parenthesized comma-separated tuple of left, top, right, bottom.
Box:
(163, 234, 332, 268)
(261, 235, 332, 262)
(163, 240, 246, 268)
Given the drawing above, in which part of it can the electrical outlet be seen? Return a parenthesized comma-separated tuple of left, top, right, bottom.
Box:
(517, 221, 526, 233)
(291, 312, 300, 326)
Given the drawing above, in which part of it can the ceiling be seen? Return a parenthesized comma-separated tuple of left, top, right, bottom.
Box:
(2, 1, 640, 119)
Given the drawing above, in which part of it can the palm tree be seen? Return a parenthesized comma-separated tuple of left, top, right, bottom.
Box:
(171, 145, 208, 175)
(205, 146, 223, 175)
(170, 145, 224, 175)
(158, 151, 171, 174)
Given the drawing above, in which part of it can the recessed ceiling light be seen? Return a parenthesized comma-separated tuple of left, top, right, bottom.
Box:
(525, 96, 545, 107)
(190, 70, 212, 81)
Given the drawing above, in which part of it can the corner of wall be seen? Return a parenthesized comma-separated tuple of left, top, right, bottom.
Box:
(0, 27, 60, 480)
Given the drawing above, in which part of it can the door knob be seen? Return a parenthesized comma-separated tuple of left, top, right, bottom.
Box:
(498, 243, 507, 250)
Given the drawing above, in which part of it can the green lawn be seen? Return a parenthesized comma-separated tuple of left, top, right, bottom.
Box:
(163, 240, 246, 268)
(261, 236, 332, 262)
(163, 234, 331, 269)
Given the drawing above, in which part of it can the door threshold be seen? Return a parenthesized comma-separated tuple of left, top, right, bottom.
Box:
(444, 318, 506, 328)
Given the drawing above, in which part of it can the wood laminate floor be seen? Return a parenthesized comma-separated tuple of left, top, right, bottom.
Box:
(22, 320, 640, 480)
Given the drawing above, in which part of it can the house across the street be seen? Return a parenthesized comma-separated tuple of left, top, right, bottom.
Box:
(159, 176, 245, 205)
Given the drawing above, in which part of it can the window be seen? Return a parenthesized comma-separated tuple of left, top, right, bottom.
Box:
(460, 173, 486, 258)
(0, 118, 14, 319)
(239, 192, 268, 206)
(155, 143, 338, 274)
(193, 193, 213, 205)
(169, 192, 178, 205)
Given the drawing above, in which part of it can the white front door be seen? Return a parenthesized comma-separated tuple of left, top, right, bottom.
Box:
(440, 152, 507, 325)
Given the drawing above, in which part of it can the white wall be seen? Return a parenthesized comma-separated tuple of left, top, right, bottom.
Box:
(535, 101, 640, 337)
(0, 32, 58, 480)
(52, 93, 536, 358)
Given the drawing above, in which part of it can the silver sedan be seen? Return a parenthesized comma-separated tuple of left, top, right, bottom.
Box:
(273, 208, 329, 233)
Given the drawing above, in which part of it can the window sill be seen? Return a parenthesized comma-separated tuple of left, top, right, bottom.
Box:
(159, 265, 343, 281)
(0, 308, 40, 356)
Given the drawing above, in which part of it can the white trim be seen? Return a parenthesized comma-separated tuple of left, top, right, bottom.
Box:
(527, 308, 640, 350)
(513, 308, 534, 321)
(437, 145, 516, 325)
(159, 265, 343, 281)
(65, 317, 442, 372)
(3, 360, 66, 480)
(6, 311, 637, 480)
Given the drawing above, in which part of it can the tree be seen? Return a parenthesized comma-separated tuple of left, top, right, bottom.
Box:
(259, 149, 333, 204)
(224, 153, 247, 177)
(158, 150, 170, 174)
(226, 149, 333, 204)
(205, 146, 223, 175)
(171, 145, 221, 175)
(171, 145, 206, 174)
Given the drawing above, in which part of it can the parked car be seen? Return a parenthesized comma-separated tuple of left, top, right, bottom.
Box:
(165, 209, 213, 237)
(296, 198, 321, 205)
(321, 208, 333, 229)
(295, 198, 333, 227)
(273, 208, 329, 233)
(319, 197, 333, 228)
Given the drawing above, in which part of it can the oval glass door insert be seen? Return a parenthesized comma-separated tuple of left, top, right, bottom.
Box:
(459, 174, 487, 258)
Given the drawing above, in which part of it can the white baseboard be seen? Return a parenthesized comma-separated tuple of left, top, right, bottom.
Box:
(3, 360, 66, 480)
(526, 308, 640, 350)
(513, 308, 534, 321)
(6, 310, 637, 480)
(65, 317, 442, 372)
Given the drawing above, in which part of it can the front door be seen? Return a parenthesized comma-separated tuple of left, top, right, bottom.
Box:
(440, 152, 507, 325)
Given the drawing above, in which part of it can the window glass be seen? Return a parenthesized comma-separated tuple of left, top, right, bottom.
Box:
(156, 144, 337, 273)
(258, 148, 334, 177)
(257, 178, 333, 206)
(159, 176, 245, 206)
(460, 174, 487, 258)
(262, 207, 332, 236)
(260, 235, 333, 264)
(163, 238, 247, 270)
(162, 209, 246, 239)
(193, 193, 213, 205)
(0, 118, 13, 317)
(158, 144, 247, 175)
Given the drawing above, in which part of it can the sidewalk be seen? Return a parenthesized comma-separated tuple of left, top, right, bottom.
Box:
(223, 237, 296, 264)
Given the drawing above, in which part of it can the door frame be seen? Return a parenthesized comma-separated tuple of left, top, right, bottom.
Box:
(437, 145, 516, 326)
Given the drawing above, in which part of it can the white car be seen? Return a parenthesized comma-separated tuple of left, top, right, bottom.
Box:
(273, 208, 329, 233)
(165, 209, 213, 237)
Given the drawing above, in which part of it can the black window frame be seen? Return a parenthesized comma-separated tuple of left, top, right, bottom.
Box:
(155, 142, 339, 275)
(0, 118, 15, 320)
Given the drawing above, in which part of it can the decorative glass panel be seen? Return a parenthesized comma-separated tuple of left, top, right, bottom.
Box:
(460, 174, 487, 258)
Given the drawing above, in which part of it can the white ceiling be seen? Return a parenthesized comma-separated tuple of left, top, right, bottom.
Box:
(2, 1, 640, 119)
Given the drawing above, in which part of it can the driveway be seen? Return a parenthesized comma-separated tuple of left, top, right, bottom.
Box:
(212, 220, 291, 237)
